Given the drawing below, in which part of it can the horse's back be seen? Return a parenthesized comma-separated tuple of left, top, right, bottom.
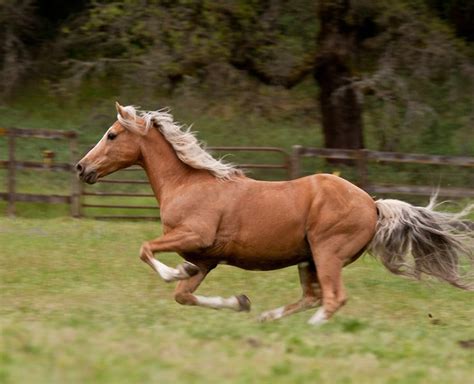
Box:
(216, 173, 376, 241)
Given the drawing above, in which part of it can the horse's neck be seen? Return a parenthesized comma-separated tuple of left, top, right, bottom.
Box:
(140, 129, 205, 203)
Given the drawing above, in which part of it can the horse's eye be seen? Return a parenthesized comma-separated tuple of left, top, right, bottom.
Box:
(107, 132, 117, 141)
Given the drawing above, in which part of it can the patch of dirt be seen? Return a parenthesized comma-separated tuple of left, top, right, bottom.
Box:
(246, 337, 263, 348)
(428, 313, 445, 325)
(458, 339, 474, 349)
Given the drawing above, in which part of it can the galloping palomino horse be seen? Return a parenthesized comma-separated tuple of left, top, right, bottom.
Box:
(76, 103, 473, 325)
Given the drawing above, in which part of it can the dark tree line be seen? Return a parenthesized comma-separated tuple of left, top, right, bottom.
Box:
(1, 0, 473, 153)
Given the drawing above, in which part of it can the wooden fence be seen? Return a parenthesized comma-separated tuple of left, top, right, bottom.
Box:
(1, 127, 473, 219)
(0, 127, 80, 217)
(293, 146, 474, 198)
(81, 166, 158, 220)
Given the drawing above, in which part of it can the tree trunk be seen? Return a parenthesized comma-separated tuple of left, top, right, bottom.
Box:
(314, 0, 364, 153)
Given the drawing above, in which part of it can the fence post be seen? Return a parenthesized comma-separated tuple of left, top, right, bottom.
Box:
(290, 145, 303, 179)
(355, 149, 368, 190)
(7, 130, 16, 217)
(69, 132, 82, 218)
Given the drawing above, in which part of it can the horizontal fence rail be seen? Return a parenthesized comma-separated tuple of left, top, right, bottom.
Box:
(298, 147, 474, 167)
(0, 160, 73, 171)
(0, 192, 71, 204)
(294, 146, 474, 198)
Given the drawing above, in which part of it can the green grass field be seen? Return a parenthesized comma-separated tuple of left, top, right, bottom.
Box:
(1, 218, 473, 384)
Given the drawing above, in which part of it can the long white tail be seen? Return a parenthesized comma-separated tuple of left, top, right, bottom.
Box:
(368, 197, 473, 290)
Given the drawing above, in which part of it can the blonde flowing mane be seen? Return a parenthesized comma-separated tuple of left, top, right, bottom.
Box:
(117, 106, 243, 180)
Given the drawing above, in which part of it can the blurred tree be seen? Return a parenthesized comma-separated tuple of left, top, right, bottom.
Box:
(35, 0, 89, 38)
(426, 0, 474, 41)
(0, 0, 472, 154)
(315, 0, 364, 150)
(0, 0, 36, 97)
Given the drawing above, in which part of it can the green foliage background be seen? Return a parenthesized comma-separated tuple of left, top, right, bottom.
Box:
(1, 0, 473, 155)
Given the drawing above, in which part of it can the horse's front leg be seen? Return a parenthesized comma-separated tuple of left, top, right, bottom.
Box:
(139, 228, 206, 282)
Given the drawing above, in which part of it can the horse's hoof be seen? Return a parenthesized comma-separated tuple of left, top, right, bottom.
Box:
(180, 262, 200, 277)
(236, 294, 251, 312)
(258, 307, 284, 322)
(307, 308, 328, 326)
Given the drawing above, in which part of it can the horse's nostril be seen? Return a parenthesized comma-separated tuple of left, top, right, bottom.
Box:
(76, 163, 83, 172)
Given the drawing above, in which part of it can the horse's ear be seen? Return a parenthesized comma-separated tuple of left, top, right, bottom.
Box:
(115, 101, 126, 119)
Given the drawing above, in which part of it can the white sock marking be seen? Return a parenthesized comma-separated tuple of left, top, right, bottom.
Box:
(194, 295, 240, 310)
(150, 258, 183, 282)
(259, 306, 285, 322)
(308, 308, 328, 325)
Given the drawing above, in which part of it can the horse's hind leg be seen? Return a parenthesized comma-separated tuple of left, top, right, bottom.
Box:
(259, 262, 321, 322)
(307, 256, 346, 325)
(174, 264, 251, 312)
(306, 234, 366, 325)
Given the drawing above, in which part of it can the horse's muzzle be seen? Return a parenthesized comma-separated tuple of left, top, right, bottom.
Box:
(75, 162, 98, 184)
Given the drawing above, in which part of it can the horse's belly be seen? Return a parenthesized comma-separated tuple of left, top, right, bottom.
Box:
(215, 235, 312, 270)
(183, 236, 311, 271)
(213, 207, 311, 269)
(222, 250, 311, 271)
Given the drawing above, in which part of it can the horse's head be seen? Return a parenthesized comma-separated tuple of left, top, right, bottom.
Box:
(76, 102, 144, 184)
